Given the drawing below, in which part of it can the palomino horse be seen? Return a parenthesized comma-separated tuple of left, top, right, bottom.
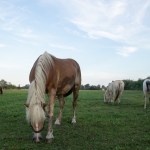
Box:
(104, 80, 124, 104)
(143, 79, 150, 109)
(0, 86, 3, 94)
(24, 52, 81, 143)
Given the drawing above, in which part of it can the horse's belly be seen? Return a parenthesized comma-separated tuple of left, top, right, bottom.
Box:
(56, 84, 72, 95)
(56, 76, 75, 95)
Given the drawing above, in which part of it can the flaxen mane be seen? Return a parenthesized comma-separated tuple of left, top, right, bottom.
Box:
(26, 52, 54, 122)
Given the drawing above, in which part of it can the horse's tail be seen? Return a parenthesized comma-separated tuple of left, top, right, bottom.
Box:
(35, 51, 54, 102)
(146, 81, 150, 91)
(114, 83, 121, 102)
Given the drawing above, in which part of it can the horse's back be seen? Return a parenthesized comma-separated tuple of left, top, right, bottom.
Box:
(29, 53, 81, 96)
(53, 57, 81, 95)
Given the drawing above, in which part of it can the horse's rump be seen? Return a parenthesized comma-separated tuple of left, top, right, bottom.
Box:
(114, 83, 120, 102)
(112, 80, 124, 102)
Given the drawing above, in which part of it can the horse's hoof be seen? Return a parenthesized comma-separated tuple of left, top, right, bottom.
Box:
(55, 124, 61, 127)
(46, 138, 54, 143)
(71, 118, 76, 124)
(32, 138, 42, 143)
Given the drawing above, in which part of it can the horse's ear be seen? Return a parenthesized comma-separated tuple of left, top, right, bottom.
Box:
(42, 103, 47, 108)
(42, 103, 47, 111)
(24, 104, 29, 107)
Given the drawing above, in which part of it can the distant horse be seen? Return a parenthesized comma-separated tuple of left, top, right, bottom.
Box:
(24, 52, 81, 143)
(143, 79, 150, 109)
(104, 80, 124, 104)
(0, 86, 3, 94)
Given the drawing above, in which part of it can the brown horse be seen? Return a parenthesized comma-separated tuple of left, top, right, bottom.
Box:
(0, 86, 3, 94)
(24, 52, 81, 143)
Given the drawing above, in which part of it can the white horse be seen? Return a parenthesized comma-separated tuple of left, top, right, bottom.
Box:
(143, 79, 150, 109)
(104, 80, 124, 104)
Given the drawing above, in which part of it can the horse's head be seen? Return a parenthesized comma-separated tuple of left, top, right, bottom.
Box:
(24, 102, 47, 134)
(104, 91, 110, 102)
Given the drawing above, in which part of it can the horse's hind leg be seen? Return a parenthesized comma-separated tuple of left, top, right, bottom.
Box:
(72, 85, 79, 124)
(118, 92, 122, 104)
(55, 95, 65, 125)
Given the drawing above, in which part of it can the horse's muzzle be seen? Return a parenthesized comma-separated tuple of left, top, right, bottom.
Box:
(30, 124, 44, 133)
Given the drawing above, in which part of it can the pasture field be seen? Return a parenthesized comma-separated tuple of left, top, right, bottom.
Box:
(0, 90, 150, 150)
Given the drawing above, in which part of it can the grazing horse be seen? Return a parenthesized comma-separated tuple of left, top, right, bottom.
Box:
(143, 79, 150, 109)
(104, 80, 124, 104)
(0, 86, 3, 94)
(24, 51, 81, 143)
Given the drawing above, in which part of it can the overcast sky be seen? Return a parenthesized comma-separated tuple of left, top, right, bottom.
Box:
(0, 0, 150, 87)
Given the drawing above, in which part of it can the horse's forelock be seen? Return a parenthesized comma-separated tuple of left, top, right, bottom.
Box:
(26, 81, 45, 123)
(26, 104, 46, 124)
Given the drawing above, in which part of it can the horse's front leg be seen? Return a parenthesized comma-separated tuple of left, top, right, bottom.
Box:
(46, 92, 56, 143)
(144, 95, 146, 109)
(111, 92, 114, 104)
(55, 95, 65, 126)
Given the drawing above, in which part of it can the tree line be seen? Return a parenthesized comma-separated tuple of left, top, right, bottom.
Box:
(0, 79, 29, 89)
(0, 77, 150, 90)
(80, 77, 150, 90)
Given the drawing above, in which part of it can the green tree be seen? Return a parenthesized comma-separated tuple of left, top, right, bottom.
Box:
(84, 84, 90, 90)
(0, 79, 7, 88)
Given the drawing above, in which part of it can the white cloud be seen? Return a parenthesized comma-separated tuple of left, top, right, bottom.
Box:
(13, 38, 40, 46)
(59, 0, 150, 50)
(135, 1, 150, 24)
(116, 47, 137, 57)
(0, 1, 39, 40)
(17, 33, 39, 39)
(0, 44, 5, 47)
(49, 44, 75, 51)
(19, 7, 33, 14)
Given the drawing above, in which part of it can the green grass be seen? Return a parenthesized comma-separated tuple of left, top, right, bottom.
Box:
(0, 90, 150, 150)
